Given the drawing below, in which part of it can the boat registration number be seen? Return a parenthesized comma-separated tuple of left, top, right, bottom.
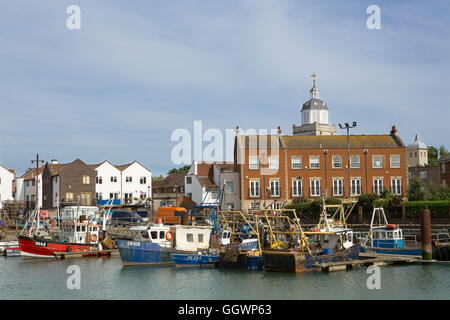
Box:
(187, 255, 201, 261)
(35, 241, 47, 247)
(127, 241, 140, 247)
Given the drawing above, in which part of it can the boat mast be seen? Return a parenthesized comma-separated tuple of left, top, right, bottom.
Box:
(31, 154, 44, 236)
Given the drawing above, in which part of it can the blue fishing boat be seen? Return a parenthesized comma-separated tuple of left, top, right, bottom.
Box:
(116, 220, 213, 266)
(171, 251, 219, 268)
(361, 207, 421, 256)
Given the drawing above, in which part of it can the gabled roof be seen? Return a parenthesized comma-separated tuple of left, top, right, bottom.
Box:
(238, 135, 284, 150)
(115, 161, 152, 173)
(437, 154, 450, 163)
(155, 172, 186, 189)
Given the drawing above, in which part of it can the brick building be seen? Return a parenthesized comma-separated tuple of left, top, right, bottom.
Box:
(234, 76, 408, 211)
(408, 165, 440, 187)
(437, 154, 450, 187)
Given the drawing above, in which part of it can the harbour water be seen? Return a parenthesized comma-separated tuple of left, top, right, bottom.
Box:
(1, 255, 449, 300)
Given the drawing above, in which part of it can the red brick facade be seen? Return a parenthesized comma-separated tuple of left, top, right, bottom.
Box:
(236, 128, 408, 211)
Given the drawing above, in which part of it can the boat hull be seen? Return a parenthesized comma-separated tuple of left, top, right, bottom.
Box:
(217, 252, 262, 271)
(18, 235, 96, 259)
(171, 253, 219, 268)
(263, 244, 361, 273)
(360, 246, 422, 256)
(116, 239, 183, 266)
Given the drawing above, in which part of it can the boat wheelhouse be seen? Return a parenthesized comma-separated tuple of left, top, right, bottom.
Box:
(361, 207, 421, 256)
(116, 221, 213, 266)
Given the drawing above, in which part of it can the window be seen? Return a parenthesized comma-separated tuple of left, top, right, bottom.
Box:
(151, 231, 158, 240)
(420, 171, 427, 179)
(225, 181, 235, 193)
(372, 156, 383, 168)
(186, 233, 194, 242)
(65, 192, 74, 201)
(140, 177, 147, 184)
(350, 155, 360, 169)
(110, 193, 119, 200)
(249, 156, 259, 170)
(198, 234, 204, 243)
(442, 163, 446, 174)
(291, 156, 302, 169)
(333, 178, 344, 196)
(82, 176, 90, 184)
(351, 178, 362, 196)
(269, 156, 279, 170)
(249, 179, 260, 197)
(270, 179, 280, 197)
(310, 156, 320, 169)
(292, 179, 302, 197)
(111, 176, 117, 183)
(310, 179, 321, 197)
(390, 155, 401, 169)
(186, 177, 192, 184)
(226, 203, 235, 210)
(159, 231, 165, 239)
(408, 172, 412, 179)
(391, 178, 402, 195)
(373, 178, 383, 195)
(32, 180, 35, 187)
(332, 156, 342, 169)
(126, 177, 132, 183)
(96, 193, 103, 200)
(96, 176, 103, 184)
(187, 193, 192, 199)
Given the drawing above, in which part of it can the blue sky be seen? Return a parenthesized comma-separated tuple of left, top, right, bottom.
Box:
(0, 0, 449, 177)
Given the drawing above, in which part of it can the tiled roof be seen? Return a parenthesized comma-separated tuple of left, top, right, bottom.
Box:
(116, 163, 133, 171)
(437, 154, 450, 163)
(215, 162, 235, 172)
(157, 172, 186, 188)
(282, 135, 404, 149)
(239, 135, 283, 150)
(198, 176, 217, 189)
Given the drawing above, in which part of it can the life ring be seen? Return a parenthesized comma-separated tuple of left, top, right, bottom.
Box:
(91, 234, 98, 242)
(309, 228, 320, 232)
(165, 230, 174, 241)
(386, 224, 398, 230)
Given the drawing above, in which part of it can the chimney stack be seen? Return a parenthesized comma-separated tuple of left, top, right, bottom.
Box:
(390, 125, 397, 134)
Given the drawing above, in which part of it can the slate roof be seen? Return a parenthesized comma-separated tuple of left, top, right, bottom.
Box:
(282, 135, 404, 149)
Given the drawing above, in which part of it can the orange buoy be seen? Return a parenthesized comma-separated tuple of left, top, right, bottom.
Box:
(165, 230, 174, 241)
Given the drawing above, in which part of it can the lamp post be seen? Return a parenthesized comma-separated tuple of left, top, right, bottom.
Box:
(31, 154, 45, 210)
(323, 150, 328, 197)
(364, 149, 368, 194)
(338, 122, 357, 198)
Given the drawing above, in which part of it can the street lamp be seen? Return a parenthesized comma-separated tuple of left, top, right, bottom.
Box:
(338, 122, 357, 198)
(323, 150, 328, 197)
(364, 149, 368, 194)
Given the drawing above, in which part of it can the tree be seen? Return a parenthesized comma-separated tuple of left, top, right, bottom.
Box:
(407, 177, 426, 201)
(439, 145, 448, 159)
(428, 146, 439, 165)
(167, 165, 190, 175)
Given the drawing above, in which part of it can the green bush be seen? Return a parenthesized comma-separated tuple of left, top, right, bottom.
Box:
(404, 201, 450, 218)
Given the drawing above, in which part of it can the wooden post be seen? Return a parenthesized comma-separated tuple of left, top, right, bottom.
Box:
(358, 206, 363, 224)
(401, 204, 406, 222)
(421, 205, 432, 260)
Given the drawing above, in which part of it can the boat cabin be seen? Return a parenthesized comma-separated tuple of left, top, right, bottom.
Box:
(130, 224, 213, 251)
(61, 206, 99, 222)
(59, 221, 100, 244)
(371, 225, 404, 249)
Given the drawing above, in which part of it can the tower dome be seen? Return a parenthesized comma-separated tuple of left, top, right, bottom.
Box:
(301, 74, 329, 125)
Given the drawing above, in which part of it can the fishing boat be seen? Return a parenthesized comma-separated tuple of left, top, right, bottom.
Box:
(171, 249, 219, 268)
(215, 211, 262, 271)
(261, 207, 361, 273)
(0, 241, 20, 257)
(116, 219, 213, 266)
(360, 207, 421, 256)
(17, 206, 103, 259)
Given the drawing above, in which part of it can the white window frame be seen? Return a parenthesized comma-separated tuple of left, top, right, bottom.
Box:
(372, 155, 383, 169)
(350, 155, 360, 169)
(351, 178, 362, 196)
(249, 179, 260, 198)
(391, 178, 402, 195)
(269, 156, 279, 170)
(310, 179, 321, 197)
(332, 155, 343, 169)
(309, 156, 320, 169)
(291, 156, 302, 169)
(332, 178, 344, 196)
(373, 178, 383, 195)
(390, 155, 401, 169)
(270, 179, 280, 197)
(225, 181, 235, 194)
(249, 156, 259, 170)
(292, 179, 302, 197)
